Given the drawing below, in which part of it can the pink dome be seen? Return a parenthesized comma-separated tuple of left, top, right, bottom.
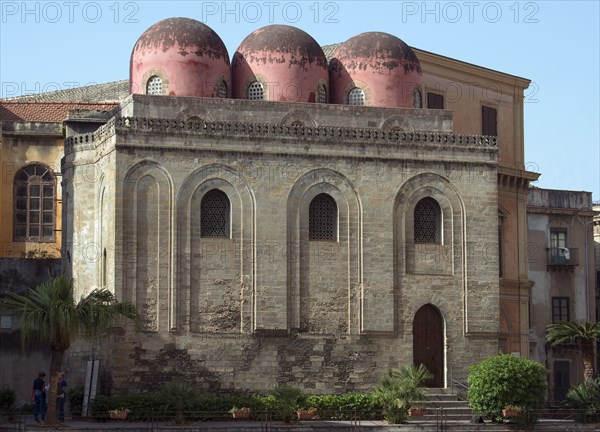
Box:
(232, 25, 328, 103)
(130, 18, 231, 98)
(329, 32, 422, 108)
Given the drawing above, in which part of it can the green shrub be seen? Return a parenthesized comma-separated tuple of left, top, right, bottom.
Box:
(85, 390, 382, 422)
(67, 385, 84, 417)
(562, 377, 600, 423)
(467, 354, 547, 424)
(271, 386, 305, 423)
(159, 381, 199, 424)
(0, 387, 16, 422)
(305, 393, 379, 420)
(0, 387, 15, 412)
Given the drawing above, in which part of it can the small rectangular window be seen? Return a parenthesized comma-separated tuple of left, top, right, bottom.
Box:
(482, 106, 497, 136)
(552, 297, 570, 323)
(427, 92, 444, 109)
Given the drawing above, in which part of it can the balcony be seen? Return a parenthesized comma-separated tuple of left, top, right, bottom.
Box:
(547, 247, 579, 270)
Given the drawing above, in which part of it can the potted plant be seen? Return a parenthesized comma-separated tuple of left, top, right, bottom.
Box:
(297, 407, 317, 420)
(271, 385, 306, 423)
(373, 364, 432, 424)
(229, 406, 250, 419)
(108, 408, 130, 420)
(408, 404, 426, 416)
(502, 405, 521, 418)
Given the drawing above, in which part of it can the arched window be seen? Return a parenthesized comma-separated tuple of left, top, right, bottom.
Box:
(318, 84, 328, 103)
(309, 193, 337, 241)
(14, 164, 55, 241)
(200, 189, 230, 237)
(216, 80, 227, 98)
(348, 87, 365, 106)
(146, 75, 163, 95)
(414, 198, 441, 243)
(248, 81, 264, 100)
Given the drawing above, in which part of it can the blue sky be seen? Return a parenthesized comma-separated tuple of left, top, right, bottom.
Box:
(1, 1, 598, 200)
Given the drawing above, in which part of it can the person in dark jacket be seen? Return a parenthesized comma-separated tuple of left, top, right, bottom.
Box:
(31, 371, 46, 423)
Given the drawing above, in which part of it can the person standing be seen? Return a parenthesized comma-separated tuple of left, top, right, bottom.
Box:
(56, 372, 67, 422)
(31, 371, 46, 423)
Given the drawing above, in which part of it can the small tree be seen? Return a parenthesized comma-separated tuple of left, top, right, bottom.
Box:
(467, 354, 547, 423)
(159, 381, 199, 424)
(546, 321, 600, 383)
(270, 386, 305, 423)
(372, 364, 432, 424)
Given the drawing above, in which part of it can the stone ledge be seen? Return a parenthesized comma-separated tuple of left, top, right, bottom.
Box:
(64, 116, 499, 155)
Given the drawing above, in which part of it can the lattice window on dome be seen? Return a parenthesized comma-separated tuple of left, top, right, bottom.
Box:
(318, 84, 328, 103)
(216, 80, 227, 98)
(348, 87, 365, 106)
(146, 76, 163, 95)
(309, 193, 337, 241)
(414, 198, 441, 244)
(200, 189, 230, 237)
(248, 81, 264, 100)
(14, 164, 55, 242)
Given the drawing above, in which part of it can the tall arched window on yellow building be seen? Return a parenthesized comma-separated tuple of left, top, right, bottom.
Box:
(14, 164, 56, 242)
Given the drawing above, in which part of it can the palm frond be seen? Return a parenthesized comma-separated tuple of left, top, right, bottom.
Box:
(0, 276, 137, 349)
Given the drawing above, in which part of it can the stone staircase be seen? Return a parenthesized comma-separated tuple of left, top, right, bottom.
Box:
(405, 388, 508, 431)
(403, 388, 599, 432)
(416, 387, 473, 422)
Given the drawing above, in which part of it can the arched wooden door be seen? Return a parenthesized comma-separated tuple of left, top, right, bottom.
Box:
(413, 304, 444, 387)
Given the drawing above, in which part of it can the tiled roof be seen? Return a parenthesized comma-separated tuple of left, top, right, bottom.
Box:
(0, 102, 119, 122)
(1, 80, 129, 103)
(322, 43, 341, 61)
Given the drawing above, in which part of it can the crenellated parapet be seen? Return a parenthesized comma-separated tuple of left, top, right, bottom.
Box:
(65, 116, 498, 155)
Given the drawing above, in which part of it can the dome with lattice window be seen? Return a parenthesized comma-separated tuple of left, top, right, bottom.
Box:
(130, 17, 231, 98)
(231, 25, 328, 103)
(329, 32, 422, 108)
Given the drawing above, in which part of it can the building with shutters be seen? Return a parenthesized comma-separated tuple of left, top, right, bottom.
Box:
(2, 18, 539, 397)
(527, 188, 597, 403)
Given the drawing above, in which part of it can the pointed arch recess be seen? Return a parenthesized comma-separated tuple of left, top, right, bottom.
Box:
(176, 164, 255, 333)
(394, 173, 469, 332)
(123, 160, 173, 332)
(287, 168, 362, 334)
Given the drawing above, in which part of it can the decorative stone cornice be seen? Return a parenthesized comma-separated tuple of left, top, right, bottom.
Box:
(64, 116, 499, 155)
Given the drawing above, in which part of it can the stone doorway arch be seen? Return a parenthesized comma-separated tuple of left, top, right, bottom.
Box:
(413, 304, 444, 387)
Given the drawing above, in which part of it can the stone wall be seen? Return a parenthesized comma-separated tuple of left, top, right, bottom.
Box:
(63, 96, 499, 394)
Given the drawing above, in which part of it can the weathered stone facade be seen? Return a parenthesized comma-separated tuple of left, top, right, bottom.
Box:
(63, 94, 499, 393)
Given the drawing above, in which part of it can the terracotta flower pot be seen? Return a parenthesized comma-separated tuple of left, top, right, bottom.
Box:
(297, 410, 315, 420)
(408, 407, 425, 416)
(109, 411, 128, 420)
(502, 407, 520, 417)
(231, 408, 250, 419)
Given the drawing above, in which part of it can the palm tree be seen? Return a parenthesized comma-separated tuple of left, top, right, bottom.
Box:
(546, 321, 600, 383)
(0, 276, 137, 425)
(372, 364, 432, 424)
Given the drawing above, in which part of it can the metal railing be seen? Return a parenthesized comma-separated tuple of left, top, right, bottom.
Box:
(547, 247, 579, 266)
(0, 409, 367, 431)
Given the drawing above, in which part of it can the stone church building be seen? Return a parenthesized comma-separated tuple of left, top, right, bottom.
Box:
(2, 18, 540, 395)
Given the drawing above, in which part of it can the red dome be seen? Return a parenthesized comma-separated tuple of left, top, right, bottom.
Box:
(232, 25, 328, 103)
(329, 32, 422, 108)
(130, 18, 231, 98)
